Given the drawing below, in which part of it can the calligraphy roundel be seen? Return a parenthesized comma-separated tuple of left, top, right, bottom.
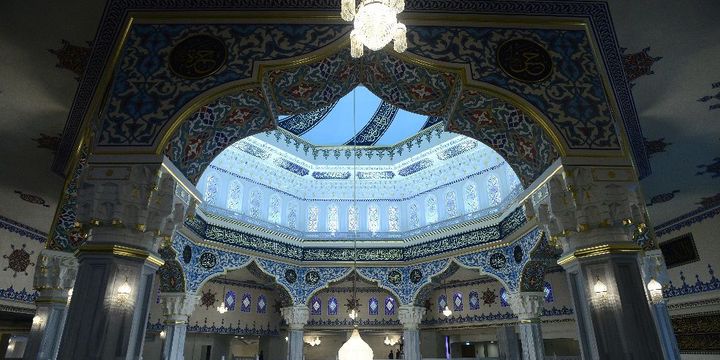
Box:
(388, 270, 402, 285)
(497, 39, 552, 82)
(305, 271, 320, 285)
(409, 269, 423, 284)
(489, 252, 507, 270)
(199, 252, 217, 269)
(169, 35, 227, 79)
(285, 269, 298, 284)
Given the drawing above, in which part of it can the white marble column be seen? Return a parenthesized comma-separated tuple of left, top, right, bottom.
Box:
(281, 305, 309, 360)
(640, 250, 681, 360)
(534, 166, 664, 360)
(496, 325, 520, 360)
(23, 250, 77, 360)
(160, 292, 198, 360)
(398, 305, 425, 360)
(57, 164, 187, 360)
(508, 292, 545, 360)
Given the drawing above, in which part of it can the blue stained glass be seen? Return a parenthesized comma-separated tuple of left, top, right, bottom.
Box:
(307, 206, 319, 232)
(250, 190, 262, 218)
(328, 296, 338, 316)
(388, 206, 400, 232)
(500, 288, 509, 307)
(446, 190, 458, 217)
(227, 180, 243, 211)
(268, 194, 281, 223)
(327, 205, 339, 233)
(369, 297, 379, 315)
(544, 282, 554, 303)
(487, 175, 502, 207)
(453, 292, 463, 312)
(311, 296, 322, 315)
(438, 294, 447, 313)
(257, 294, 267, 313)
(204, 175, 218, 205)
(241, 293, 251, 312)
(469, 291, 480, 310)
(425, 195, 438, 224)
(384, 297, 396, 316)
(225, 290, 236, 311)
(464, 182, 479, 212)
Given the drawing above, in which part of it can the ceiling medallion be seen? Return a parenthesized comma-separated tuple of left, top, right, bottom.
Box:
(497, 39, 553, 82)
(341, 0, 407, 58)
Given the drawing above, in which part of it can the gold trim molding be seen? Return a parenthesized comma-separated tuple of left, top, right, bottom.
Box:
(76, 244, 164, 267)
(557, 243, 642, 266)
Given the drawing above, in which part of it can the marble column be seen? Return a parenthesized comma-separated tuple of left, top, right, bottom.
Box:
(640, 250, 681, 360)
(57, 164, 186, 360)
(534, 167, 664, 360)
(160, 292, 198, 360)
(281, 305, 309, 360)
(398, 305, 425, 360)
(23, 250, 78, 360)
(496, 325, 520, 360)
(508, 292, 545, 360)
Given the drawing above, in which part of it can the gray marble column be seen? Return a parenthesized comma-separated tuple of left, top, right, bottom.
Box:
(496, 325, 520, 360)
(281, 305, 309, 360)
(160, 293, 198, 360)
(24, 250, 78, 360)
(398, 305, 425, 360)
(640, 250, 681, 360)
(56, 163, 186, 360)
(508, 292, 545, 360)
(533, 167, 665, 360)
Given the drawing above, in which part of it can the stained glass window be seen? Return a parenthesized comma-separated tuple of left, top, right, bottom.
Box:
(425, 195, 438, 224)
(311, 296, 322, 316)
(257, 294, 267, 313)
(438, 294, 447, 313)
(499, 287, 509, 307)
(250, 190, 262, 218)
(544, 282, 554, 303)
(307, 205, 319, 232)
(368, 205, 380, 233)
(464, 182, 479, 212)
(268, 194, 281, 224)
(446, 190, 458, 217)
(384, 297, 396, 316)
(328, 296, 338, 316)
(409, 202, 420, 228)
(241, 293, 251, 312)
(453, 292, 463, 312)
(469, 291, 480, 310)
(388, 206, 400, 232)
(287, 202, 298, 229)
(348, 205, 359, 232)
(227, 180, 243, 211)
(204, 175, 218, 205)
(487, 175, 502, 207)
(327, 204, 339, 233)
(369, 297, 379, 316)
(225, 290, 237, 311)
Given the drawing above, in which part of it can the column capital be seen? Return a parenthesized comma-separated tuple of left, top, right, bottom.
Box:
(281, 305, 309, 330)
(160, 293, 199, 324)
(34, 250, 78, 294)
(508, 292, 544, 322)
(531, 165, 649, 256)
(398, 305, 426, 330)
(75, 164, 190, 252)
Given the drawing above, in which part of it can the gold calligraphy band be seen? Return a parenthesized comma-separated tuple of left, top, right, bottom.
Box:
(76, 244, 165, 267)
(557, 243, 642, 266)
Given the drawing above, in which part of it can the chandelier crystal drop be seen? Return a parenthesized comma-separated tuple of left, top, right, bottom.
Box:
(442, 305, 453, 317)
(216, 302, 228, 314)
(342, 0, 407, 58)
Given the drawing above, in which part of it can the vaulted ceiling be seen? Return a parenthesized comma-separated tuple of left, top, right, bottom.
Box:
(0, 0, 718, 240)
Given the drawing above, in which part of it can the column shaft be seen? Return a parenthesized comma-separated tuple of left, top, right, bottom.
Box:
(24, 294, 69, 360)
(287, 329, 304, 360)
(517, 322, 544, 360)
(496, 325, 520, 360)
(281, 305, 309, 360)
(403, 329, 421, 360)
(398, 305, 425, 360)
(162, 324, 187, 360)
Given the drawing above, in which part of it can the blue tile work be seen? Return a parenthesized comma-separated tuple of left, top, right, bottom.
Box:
(273, 158, 309, 176)
(654, 203, 720, 237)
(306, 318, 400, 328)
(437, 140, 478, 160)
(356, 171, 395, 180)
(399, 159, 433, 177)
(147, 319, 279, 336)
(279, 102, 337, 136)
(312, 171, 351, 180)
(187, 206, 527, 261)
(0, 215, 47, 243)
(421, 306, 574, 326)
(663, 264, 720, 298)
(0, 286, 39, 303)
(236, 142, 270, 160)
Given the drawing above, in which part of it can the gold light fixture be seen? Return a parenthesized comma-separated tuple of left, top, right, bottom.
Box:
(593, 278, 608, 295)
(342, 0, 407, 58)
(647, 278, 663, 303)
(442, 280, 452, 317)
(217, 280, 229, 314)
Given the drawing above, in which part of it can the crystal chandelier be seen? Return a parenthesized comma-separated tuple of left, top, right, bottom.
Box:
(341, 0, 407, 58)
(339, 329, 374, 360)
(217, 281, 228, 314)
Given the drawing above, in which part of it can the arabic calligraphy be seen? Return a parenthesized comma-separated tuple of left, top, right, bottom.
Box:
(497, 39, 552, 82)
(170, 35, 227, 78)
